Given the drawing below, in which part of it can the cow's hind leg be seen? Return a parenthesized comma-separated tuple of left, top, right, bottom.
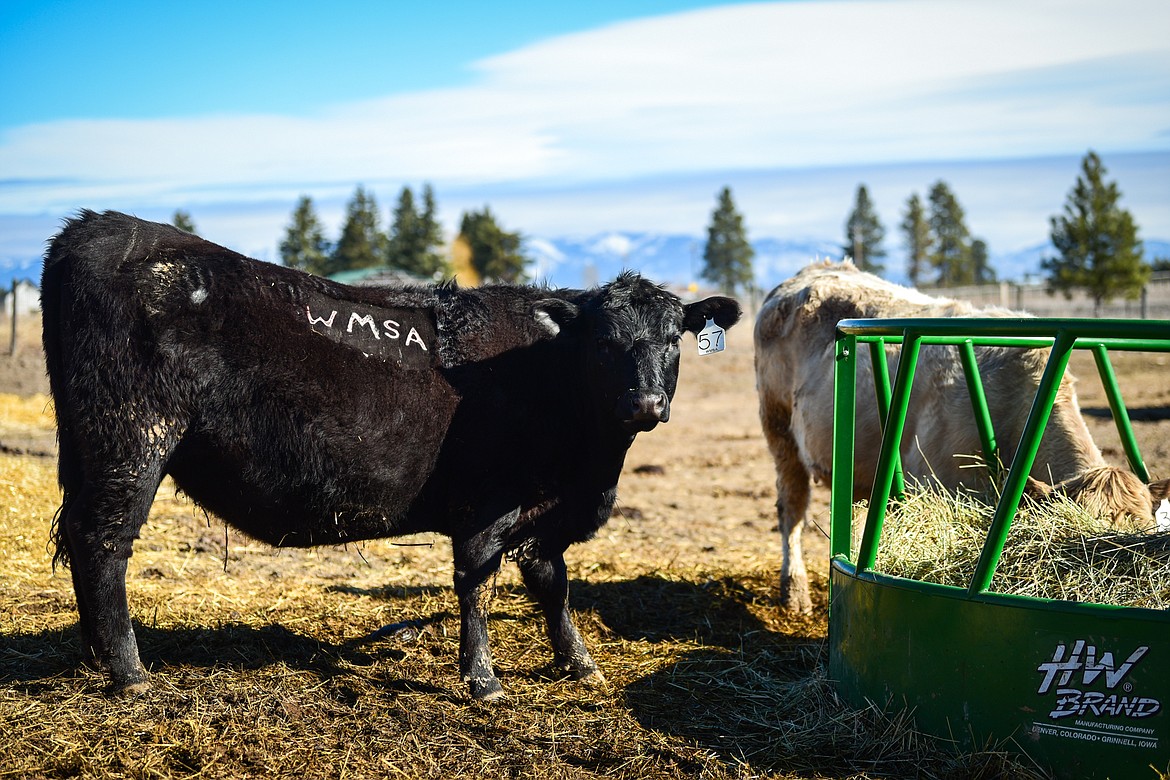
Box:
(761, 409, 813, 613)
(60, 460, 167, 695)
(517, 546, 603, 686)
(453, 534, 506, 701)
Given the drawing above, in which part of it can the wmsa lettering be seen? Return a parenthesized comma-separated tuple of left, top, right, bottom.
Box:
(302, 292, 437, 369)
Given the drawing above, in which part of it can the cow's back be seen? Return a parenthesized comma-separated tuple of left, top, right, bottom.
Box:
(754, 260, 1102, 493)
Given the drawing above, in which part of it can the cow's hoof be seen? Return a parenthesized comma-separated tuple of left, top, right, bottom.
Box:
(468, 677, 506, 702)
(777, 598, 814, 616)
(779, 580, 814, 615)
(109, 678, 151, 697)
(574, 668, 607, 688)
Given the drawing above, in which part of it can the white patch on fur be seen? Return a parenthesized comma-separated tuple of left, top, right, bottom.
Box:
(534, 310, 560, 337)
(142, 261, 184, 315)
(190, 287, 208, 305)
(149, 261, 182, 284)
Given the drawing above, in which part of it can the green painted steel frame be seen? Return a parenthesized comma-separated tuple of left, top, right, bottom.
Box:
(827, 317, 1170, 780)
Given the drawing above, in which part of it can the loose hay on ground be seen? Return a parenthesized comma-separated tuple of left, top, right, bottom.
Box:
(868, 486, 1170, 609)
(0, 448, 1045, 779)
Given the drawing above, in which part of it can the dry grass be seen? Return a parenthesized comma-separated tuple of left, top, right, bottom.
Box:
(868, 486, 1170, 609)
(0, 393, 56, 459)
(0, 446, 1041, 779)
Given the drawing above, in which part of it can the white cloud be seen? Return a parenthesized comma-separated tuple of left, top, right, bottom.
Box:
(590, 234, 634, 257)
(1, 0, 1168, 216)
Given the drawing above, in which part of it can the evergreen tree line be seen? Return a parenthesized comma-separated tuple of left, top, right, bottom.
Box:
(277, 184, 527, 284)
(691, 151, 1154, 308)
(837, 150, 1151, 309)
(844, 181, 992, 287)
(170, 150, 1154, 310)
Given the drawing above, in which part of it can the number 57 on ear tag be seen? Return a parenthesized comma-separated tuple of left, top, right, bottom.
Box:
(697, 318, 726, 355)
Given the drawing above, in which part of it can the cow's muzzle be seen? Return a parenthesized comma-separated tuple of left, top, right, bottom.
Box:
(617, 391, 669, 432)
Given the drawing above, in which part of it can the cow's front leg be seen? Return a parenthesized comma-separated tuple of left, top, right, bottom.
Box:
(453, 538, 505, 701)
(517, 548, 604, 686)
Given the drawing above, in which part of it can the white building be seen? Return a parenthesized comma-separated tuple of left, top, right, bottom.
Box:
(2, 280, 41, 317)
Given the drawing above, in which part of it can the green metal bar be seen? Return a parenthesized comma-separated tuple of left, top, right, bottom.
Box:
(968, 330, 1077, 596)
(957, 339, 1000, 481)
(831, 332, 858, 561)
(850, 333, 1170, 352)
(1091, 344, 1150, 483)
(838, 317, 1170, 343)
(868, 339, 906, 499)
(856, 332, 922, 572)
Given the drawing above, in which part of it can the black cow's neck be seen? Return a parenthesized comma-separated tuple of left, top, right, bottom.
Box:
(527, 349, 633, 491)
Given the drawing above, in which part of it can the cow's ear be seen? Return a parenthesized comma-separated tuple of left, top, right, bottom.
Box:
(532, 299, 579, 337)
(1148, 478, 1170, 502)
(683, 296, 741, 334)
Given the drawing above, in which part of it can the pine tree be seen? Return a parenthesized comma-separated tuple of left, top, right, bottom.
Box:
(1042, 151, 1149, 313)
(172, 210, 197, 234)
(419, 184, 447, 279)
(701, 186, 755, 296)
(927, 181, 974, 286)
(900, 193, 931, 287)
(842, 184, 885, 274)
(386, 186, 422, 274)
(387, 184, 449, 280)
(458, 207, 527, 284)
(970, 239, 995, 284)
(332, 186, 386, 273)
(279, 196, 332, 275)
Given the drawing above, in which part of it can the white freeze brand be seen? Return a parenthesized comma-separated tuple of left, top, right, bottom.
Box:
(1036, 640, 1160, 721)
(303, 293, 435, 369)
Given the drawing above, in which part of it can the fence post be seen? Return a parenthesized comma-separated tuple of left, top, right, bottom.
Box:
(8, 279, 16, 357)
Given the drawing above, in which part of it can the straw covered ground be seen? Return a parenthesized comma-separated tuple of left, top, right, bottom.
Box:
(2, 313, 1168, 779)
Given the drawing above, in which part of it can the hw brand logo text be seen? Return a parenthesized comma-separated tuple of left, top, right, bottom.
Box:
(1036, 640, 1160, 720)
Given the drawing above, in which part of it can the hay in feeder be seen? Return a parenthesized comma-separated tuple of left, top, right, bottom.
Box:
(863, 486, 1170, 609)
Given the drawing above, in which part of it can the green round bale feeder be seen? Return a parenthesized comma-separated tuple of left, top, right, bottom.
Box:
(827, 317, 1170, 780)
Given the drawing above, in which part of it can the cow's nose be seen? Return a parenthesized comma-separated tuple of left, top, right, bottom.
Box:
(618, 391, 669, 430)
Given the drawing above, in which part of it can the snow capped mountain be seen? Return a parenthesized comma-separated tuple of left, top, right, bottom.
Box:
(526, 232, 845, 291)
(526, 233, 1170, 291)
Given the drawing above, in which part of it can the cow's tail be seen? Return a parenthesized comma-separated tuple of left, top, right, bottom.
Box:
(41, 218, 82, 569)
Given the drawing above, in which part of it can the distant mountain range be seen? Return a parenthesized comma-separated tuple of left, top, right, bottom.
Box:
(525, 233, 1170, 292)
(4, 232, 1168, 295)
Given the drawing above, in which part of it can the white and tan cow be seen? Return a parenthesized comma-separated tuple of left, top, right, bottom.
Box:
(755, 260, 1168, 613)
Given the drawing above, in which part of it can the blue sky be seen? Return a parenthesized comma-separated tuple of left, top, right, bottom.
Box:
(2, 0, 1169, 279)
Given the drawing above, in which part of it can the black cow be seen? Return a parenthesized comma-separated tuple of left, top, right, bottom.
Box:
(41, 210, 740, 700)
